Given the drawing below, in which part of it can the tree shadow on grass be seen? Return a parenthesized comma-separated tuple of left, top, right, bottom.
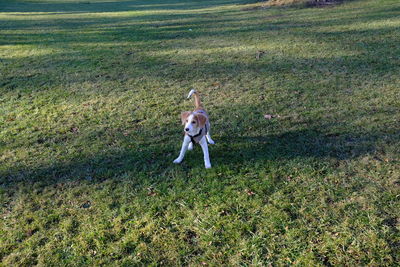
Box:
(0, 0, 241, 13)
(1, 0, 399, 96)
(1, 0, 399, 42)
(1, 0, 399, 188)
(214, 128, 399, 166)
(1, 119, 398, 189)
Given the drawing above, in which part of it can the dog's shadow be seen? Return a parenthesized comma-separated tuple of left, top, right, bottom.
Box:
(206, 128, 396, 168)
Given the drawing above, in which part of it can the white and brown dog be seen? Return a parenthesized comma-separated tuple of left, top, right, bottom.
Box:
(173, 89, 215, 168)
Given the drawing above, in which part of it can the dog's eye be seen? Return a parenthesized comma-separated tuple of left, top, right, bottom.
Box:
(192, 121, 196, 124)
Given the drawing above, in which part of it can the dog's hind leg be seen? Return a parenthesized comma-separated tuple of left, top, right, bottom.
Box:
(173, 135, 191, 164)
(206, 131, 215, 145)
(199, 136, 211, 169)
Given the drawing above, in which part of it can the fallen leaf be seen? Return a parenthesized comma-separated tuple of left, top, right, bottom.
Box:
(211, 82, 221, 88)
(256, 50, 266, 59)
(147, 187, 157, 196)
(70, 127, 79, 133)
(147, 191, 157, 196)
(245, 189, 255, 196)
(264, 114, 273, 119)
(26, 228, 38, 237)
(264, 114, 280, 120)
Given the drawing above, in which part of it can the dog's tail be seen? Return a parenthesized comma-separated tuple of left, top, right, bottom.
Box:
(187, 89, 202, 109)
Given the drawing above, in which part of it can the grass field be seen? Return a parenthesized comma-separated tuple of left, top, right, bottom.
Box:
(1, 0, 399, 265)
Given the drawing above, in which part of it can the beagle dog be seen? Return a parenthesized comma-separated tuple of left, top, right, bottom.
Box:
(173, 90, 215, 168)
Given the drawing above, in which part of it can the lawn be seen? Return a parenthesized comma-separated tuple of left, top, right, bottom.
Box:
(1, 0, 399, 265)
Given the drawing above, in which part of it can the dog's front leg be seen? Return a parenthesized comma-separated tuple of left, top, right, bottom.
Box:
(173, 135, 191, 164)
(199, 137, 211, 169)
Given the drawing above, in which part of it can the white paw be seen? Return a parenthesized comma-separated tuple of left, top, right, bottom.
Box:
(188, 142, 193, 150)
(205, 163, 211, 169)
(207, 139, 215, 145)
(173, 158, 182, 164)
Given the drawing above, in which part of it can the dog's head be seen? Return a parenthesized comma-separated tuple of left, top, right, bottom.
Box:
(181, 111, 207, 136)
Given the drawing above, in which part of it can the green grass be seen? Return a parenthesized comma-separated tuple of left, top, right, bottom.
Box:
(1, 0, 399, 265)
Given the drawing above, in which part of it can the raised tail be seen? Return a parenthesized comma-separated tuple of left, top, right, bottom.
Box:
(187, 89, 202, 109)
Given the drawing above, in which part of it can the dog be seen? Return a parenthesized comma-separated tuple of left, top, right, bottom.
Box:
(173, 89, 215, 168)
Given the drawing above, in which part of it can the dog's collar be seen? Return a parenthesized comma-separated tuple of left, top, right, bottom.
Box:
(187, 125, 207, 144)
(188, 128, 203, 144)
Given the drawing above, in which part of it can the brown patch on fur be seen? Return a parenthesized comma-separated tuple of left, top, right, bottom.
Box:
(195, 114, 207, 128)
(192, 91, 203, 109)
(181, 111, 191, 125)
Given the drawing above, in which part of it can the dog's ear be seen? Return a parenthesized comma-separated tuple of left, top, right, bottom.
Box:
(181, 111, 191, 125)
(196, 114, 207, 128)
